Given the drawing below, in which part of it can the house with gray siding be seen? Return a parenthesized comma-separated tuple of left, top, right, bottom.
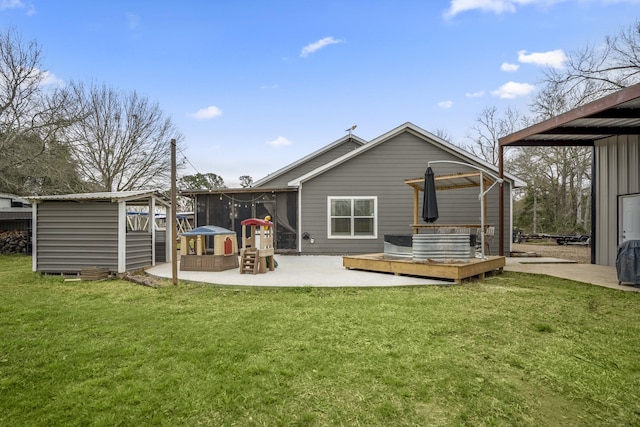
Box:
(29, 191, 171, 274)
(187, 122, 523, 255)
(288, 122, 522, 255)
(183, 133, 365, 253)
(500, 83, 640, 266)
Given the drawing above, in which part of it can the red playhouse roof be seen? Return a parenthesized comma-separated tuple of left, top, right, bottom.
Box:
(240, 218, 274, 227)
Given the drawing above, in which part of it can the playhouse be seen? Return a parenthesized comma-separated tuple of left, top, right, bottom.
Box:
(239, 218, 275, 274)
(180, 225, 238, 271)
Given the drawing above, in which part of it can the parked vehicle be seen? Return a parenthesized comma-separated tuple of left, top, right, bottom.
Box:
(555, 235, 591, 246)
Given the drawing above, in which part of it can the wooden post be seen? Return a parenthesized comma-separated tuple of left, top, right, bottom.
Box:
(413, 187, 419, 234)
(171, 138, 178, 285)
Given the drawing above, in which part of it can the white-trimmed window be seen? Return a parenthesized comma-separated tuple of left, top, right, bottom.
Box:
(328, 196, 377, 239)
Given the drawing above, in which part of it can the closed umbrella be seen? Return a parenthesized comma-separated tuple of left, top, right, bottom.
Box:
(422, 166, 439, 223)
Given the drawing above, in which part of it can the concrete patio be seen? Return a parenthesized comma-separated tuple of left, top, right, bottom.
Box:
(146, 255, 639, 292)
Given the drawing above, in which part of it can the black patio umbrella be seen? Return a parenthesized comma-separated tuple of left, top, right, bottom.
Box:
(422, 166, 439, 223)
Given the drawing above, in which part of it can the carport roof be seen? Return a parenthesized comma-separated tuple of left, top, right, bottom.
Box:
(499, 82, 640, 147)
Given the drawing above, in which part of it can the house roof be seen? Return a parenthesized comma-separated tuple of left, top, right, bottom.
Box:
(180, 186, 296, 196)
(253, 133, 367, 187)
(499, 83, 640, 147)
(288, 122, 526, 187)
(28, 190, 170, 205)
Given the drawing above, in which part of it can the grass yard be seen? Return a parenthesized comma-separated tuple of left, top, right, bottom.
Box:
(1, 255, 639, 426)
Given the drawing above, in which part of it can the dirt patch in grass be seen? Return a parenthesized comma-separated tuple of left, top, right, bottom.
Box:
(513, 241, 591, 263)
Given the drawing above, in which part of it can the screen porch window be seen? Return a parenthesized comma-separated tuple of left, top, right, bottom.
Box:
(328, 197, 377, 238)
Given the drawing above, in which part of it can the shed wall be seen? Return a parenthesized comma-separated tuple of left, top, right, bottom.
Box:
(36, 201, 119, 273)
(595, 135, 640, 266)
(298, 131, 511, 255)
(127, 232, 153, 271)
(255, 139, 361, 188)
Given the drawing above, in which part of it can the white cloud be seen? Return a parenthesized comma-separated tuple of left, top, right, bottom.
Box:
(189, 106, 222, 120)
(491, 81, 536, 99)
(518, 49, 567, 69)
(466, 90, 485, 98)
(39, 70, 64, 87)
(438, 100, 454, 109)
(0, 0, 24, 10)
(444, 0, 562, 18)
(267, 136, 292, 148)
(501, 62, 519, 72)
(126, 13, 140, 30)
(300, 37, 343, 58)
(0, 0, 35, 14)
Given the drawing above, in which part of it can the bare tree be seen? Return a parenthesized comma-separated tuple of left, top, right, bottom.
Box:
(0, 29, 85, 195)
(531, 20, 640, 118)
(431, 128, 452, 142)
(65, 83, 184, 192)
(466, 106, 523, 165)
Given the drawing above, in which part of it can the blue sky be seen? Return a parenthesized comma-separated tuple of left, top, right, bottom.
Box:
(1, 0, 639, 187)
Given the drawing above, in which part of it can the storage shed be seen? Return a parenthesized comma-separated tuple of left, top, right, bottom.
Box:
(29, 191, 172, 274)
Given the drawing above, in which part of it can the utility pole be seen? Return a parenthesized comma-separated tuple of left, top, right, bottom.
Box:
(171, 138, 178, 285)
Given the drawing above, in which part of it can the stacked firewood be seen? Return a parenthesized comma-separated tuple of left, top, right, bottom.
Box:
(0, 230, 29, 254)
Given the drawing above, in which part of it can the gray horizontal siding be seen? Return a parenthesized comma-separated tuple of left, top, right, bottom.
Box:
(127, 232, 153, 271)
(36, 201, 118, 273)
(256, 139, 361, 188)
(155, 231, 166, 263)
(299, 131, 510, 255)
(595, 135, 640, 266)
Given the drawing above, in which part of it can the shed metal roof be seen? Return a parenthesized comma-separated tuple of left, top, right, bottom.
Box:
(499, 83, 640, 147)
(28, 190, 170, 204)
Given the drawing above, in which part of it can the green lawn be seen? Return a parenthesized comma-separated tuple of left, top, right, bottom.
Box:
(1, 255, 639, 426)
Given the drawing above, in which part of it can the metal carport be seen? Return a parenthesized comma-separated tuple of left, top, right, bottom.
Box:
(498, 83, 640, 264)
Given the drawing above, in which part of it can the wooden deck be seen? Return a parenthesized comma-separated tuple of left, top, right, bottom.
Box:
(343, 253, 505, 284)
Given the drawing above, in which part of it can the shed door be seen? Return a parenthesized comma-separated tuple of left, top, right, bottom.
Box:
(620, 193, 640, 243)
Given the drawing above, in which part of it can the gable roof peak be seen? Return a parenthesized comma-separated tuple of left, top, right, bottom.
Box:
(253, 133, 366, 187)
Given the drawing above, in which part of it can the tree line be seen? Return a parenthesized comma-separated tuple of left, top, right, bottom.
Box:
(0, 27, 257, 198)
(0, 29, 186, 196)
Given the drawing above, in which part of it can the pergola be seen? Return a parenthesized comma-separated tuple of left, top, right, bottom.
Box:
(497, 83, 640, 260)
